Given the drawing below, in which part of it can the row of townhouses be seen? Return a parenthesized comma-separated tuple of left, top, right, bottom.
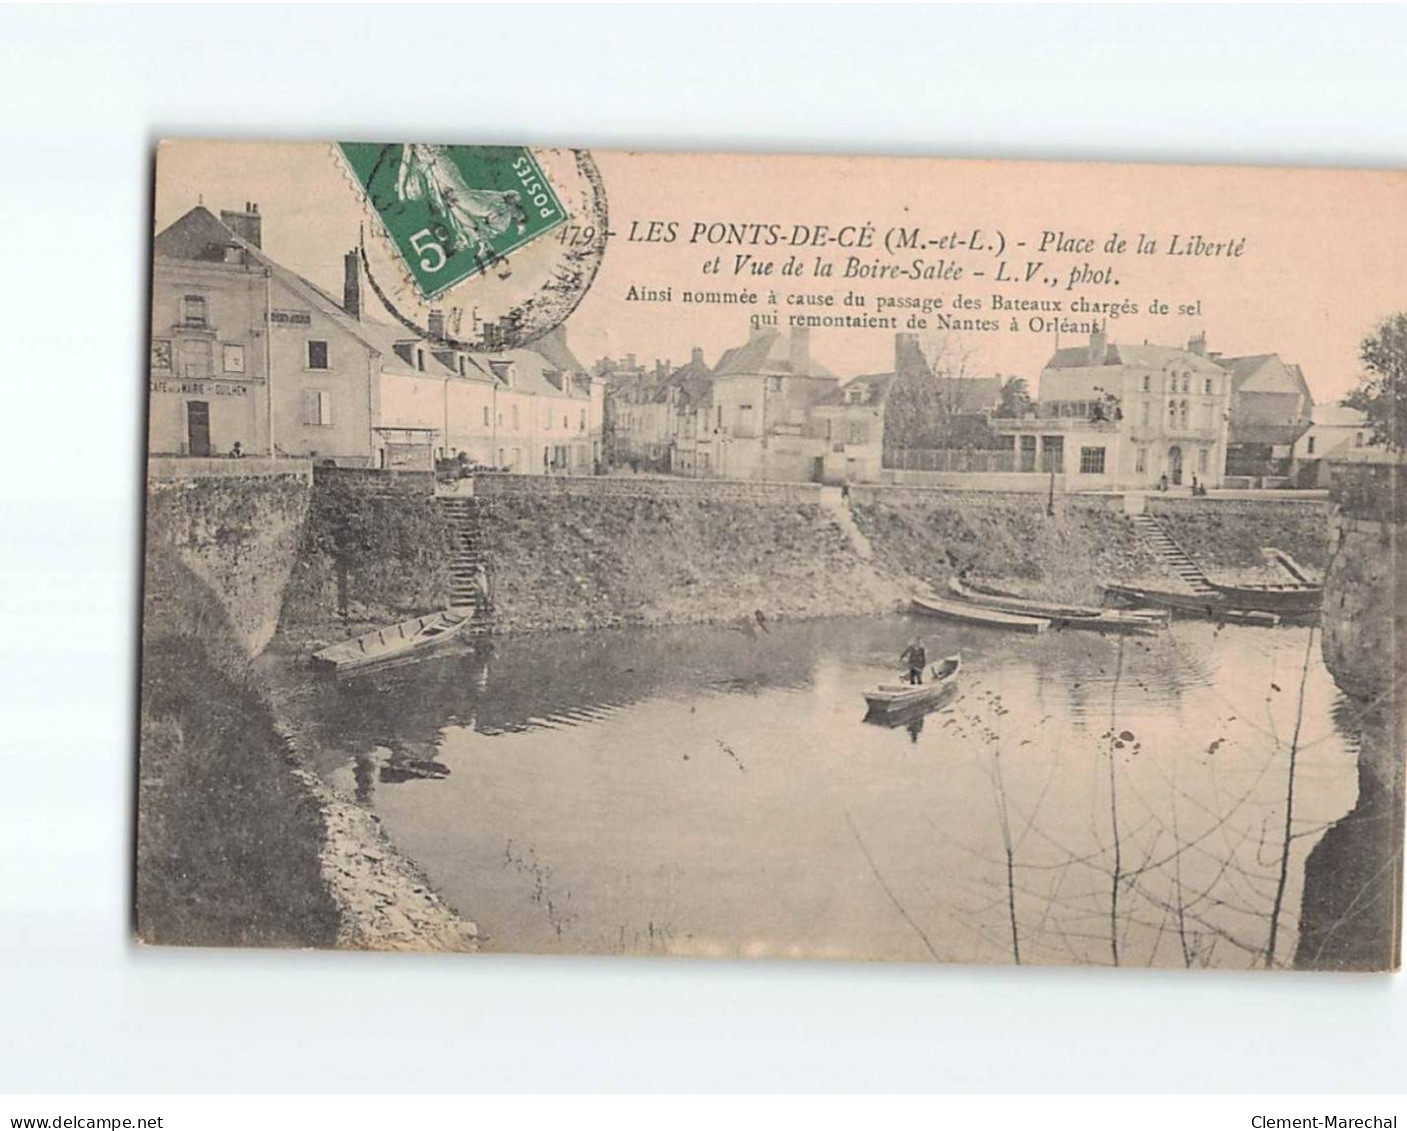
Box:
(603, 324, 1367, 491)
(149, 203, 605, 473)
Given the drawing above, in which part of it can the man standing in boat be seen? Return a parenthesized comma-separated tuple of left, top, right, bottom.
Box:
(901, 638, 927, 685)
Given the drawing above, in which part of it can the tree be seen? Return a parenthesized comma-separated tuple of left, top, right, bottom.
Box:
(995, 376, 1033, 419)
(1345, 313, 1407, 450)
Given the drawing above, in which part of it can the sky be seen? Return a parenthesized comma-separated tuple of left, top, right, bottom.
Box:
(155, 141, 1407, 403)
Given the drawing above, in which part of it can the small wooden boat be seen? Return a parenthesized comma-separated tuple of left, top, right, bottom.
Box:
(912, 593, 1049, 634)
(1207, 579, 1322, 616)
(863, 654, 961, 715)
(947, 577, 1167, 634)
(312, 608, 475, 672)
(1102, 584, 1282, 627)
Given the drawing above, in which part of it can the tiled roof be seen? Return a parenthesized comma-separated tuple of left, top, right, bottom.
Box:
(529, 325, 586, 375)
(497, 348, 588, 399)
(1310, 403, 1368, 427)
(1045, 341, 1224, 373)
(1227, 421, 1311, 447)
(1219, 353, 1313, 404)
(815, 373, 895, 407)
(713, 329, 835, 379)
(155, 205, 576, 392)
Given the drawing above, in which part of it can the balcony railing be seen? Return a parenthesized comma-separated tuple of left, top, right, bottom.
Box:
(994, 415, 1119, 432)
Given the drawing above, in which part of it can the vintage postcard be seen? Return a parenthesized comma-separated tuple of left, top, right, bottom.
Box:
(138, 140, 1404, 970)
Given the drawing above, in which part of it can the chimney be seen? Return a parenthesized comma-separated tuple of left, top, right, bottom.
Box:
(655, 359, 668, 380)
(342, 250, 362, 320)
(427, 309, 446, 340)
(1088, 328, 1108, 365)
(625, 352, 637, 372)
(789, 326, 810, 375)
(220, 202, 262, 249)
(894, 331, 928, 378)
(1187, 331, 1207, 357)
(691, 346, 705, 369)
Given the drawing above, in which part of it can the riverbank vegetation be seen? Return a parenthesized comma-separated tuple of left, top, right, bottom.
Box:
(1148, 499, 1332, 577)
(137, 547, 339, 947)
(850, 494, 1161, 605)
(476, 492, 897, 633)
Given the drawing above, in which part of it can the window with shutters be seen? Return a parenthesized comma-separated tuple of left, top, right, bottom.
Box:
(304, 390, 333, 426)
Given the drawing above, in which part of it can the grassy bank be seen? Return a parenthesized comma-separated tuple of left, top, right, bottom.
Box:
(477, 493, 898, 633)
(137, 547, 339, 948)
(1149, 498, 1332, 579)
(851, 493, 1161, 604)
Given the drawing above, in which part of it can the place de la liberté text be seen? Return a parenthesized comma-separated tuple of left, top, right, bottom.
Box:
(620, 219, 1251, 336)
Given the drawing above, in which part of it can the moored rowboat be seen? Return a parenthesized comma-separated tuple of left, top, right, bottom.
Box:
(947, 577, 1167, 633)
(312, 608, 475, 672)
(1206, 579, 1321, 616)
(1102, 583, 1282, 626)
(863, 654, 961, 715)
(911, 593, 1050, 634)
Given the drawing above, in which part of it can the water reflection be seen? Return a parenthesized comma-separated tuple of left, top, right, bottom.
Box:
(269, 615, 1382, 968)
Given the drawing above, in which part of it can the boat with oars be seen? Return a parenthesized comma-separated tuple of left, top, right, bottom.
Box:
(863, 654, 962, 717)
(947, 577, 1168, 634)
(311, 607, 476, 673)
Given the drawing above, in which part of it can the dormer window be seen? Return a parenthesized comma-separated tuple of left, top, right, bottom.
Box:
(182, 294, 207, 327)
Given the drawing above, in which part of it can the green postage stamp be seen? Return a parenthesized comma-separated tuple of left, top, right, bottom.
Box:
(338, 143, 568, 300)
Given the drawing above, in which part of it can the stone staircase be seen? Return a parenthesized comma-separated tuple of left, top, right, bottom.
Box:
(818, 485, 875, 561)
(1131, 512, 1215, 594)
(436, 496, 494, 625)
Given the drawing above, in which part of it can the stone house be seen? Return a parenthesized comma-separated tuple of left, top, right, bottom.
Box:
(995, 330, 1231, 490)
(700, 327, 839, 481)
(808, 373, 894, 484)
(1290, 403, 1374, 487)
(150, 203, 601, 472)
(1219, 351, 1313, 478)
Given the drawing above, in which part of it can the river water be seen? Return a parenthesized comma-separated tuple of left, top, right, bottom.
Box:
(277, 615, 1369, 968)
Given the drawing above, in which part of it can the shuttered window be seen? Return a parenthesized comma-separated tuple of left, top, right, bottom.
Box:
(304, 390, 333, 426)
